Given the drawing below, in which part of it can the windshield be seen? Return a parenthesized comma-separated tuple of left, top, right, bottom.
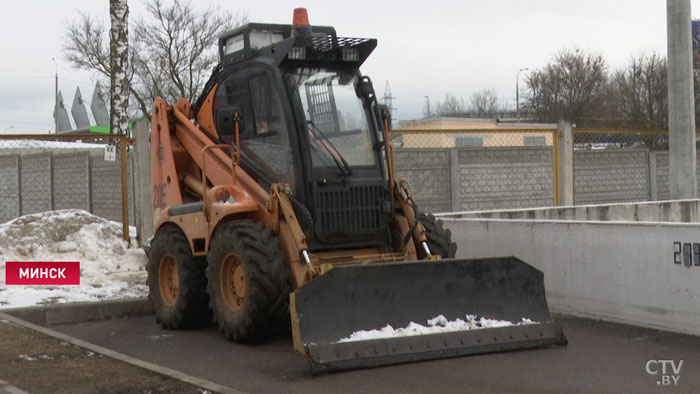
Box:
(287, 69, 377, 170)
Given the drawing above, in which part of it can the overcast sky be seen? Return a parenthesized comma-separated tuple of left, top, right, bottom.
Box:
(2, 0, 700, 133)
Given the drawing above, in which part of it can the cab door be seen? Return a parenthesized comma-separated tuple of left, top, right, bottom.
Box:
(213, 65, 297, 192)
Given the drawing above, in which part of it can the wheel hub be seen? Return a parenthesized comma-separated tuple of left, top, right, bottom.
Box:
(221, 253, 245, 311)
(158, 254, 179, 306)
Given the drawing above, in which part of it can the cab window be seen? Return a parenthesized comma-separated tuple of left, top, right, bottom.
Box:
(213, 68, 294, 187)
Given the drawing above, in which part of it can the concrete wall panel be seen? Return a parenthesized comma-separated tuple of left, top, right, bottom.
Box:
(53, 153, 90, 211)
(20, 154, 52, 215)
(442, 217, 700, 336)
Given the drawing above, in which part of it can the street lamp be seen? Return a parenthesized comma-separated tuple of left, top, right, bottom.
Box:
(516, 68, 529, 121)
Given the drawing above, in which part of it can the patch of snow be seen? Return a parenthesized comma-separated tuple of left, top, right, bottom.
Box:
(336, 314, 538, 343)
(0, 209, 147, 309)
(0, 140, 105, 150)
(148, 334, 173, 340)
(18, 354, 36, 361)
(215, 196, 241, 206)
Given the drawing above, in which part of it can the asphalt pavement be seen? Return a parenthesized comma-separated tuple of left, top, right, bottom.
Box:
(49, 313, 700, 394)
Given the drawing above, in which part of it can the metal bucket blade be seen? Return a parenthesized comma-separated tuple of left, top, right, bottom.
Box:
(290, 256, 566, 372)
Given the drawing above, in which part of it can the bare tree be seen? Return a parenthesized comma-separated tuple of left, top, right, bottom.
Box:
(64, 0, 246, 119)
(609, 52, 667, 130)
(434, 94, 467, 117)
(523, 48, 607, 124)
(110, 0, 129, 135)
(468, 88, 499, 116)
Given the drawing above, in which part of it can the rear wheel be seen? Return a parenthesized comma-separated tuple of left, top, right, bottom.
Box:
(147, 226, 210, 329)
(418, 212, 457, 259)
(207, 220, 290, 342)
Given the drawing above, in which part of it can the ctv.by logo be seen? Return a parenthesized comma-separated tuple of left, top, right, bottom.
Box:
(646, 359, 683, 386)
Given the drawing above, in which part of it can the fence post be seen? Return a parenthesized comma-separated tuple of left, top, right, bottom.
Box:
(449, 148, 460, 212)
(87, 153, 93, 214)
(133, 120, 153, 245)
(557, 120, 574, 206)
(119, 136, 130, 243)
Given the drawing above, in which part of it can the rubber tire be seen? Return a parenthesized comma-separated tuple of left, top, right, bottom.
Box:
(147, 226, 210, 329)
(418, 212, 457, 259)
(206, 220, 290, 343)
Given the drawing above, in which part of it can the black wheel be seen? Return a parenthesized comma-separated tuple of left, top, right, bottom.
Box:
(206, 220, 290, 342)
(418, 212, 457, 259)
(147, 226, 210, 329)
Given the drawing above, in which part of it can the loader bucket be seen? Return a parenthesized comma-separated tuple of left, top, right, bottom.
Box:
(290, 256, 566, 373)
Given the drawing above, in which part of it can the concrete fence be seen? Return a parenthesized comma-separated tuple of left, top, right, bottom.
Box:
(0, 150, 136, 225)
(395, 147, 554, 213)
(1, 140, 691, 226)
(395, 146, 700, 213)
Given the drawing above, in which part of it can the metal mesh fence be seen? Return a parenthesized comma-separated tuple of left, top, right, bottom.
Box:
(0, 133, 134, 241)
(389, 128, 557, 149)
(573, 129, 670, 151)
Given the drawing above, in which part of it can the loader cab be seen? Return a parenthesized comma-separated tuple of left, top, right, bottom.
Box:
(197, 18, 393, 251)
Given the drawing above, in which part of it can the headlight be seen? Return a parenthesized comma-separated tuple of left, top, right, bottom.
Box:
(289, 47, 306, 60)
(342, 48, 359, 62)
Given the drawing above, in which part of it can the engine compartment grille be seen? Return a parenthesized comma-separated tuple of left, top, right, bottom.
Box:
(315, 184, 384, 236)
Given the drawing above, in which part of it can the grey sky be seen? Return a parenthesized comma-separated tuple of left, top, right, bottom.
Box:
(1, 0, 698, 133)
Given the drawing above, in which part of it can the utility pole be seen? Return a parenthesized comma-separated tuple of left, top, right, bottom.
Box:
(667, 0, 697, 199)
(516, 68, 528, 121)
(424, 96, 431, 119)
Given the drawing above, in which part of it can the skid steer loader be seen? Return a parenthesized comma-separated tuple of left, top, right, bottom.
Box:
(147, 8, 566, 373)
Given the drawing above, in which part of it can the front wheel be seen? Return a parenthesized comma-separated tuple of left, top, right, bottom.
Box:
(206, 220, 290, 342)
(147, 226, 210, 329)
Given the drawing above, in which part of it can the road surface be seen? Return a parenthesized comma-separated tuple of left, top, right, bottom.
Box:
(49, 314, 700, 394)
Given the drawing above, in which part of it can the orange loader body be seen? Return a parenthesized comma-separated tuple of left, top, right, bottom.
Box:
(146, 8, 565, 373)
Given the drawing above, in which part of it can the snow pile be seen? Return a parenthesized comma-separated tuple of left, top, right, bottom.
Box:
(0, 210, 147, 308)
(336, 314, 537, 343)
